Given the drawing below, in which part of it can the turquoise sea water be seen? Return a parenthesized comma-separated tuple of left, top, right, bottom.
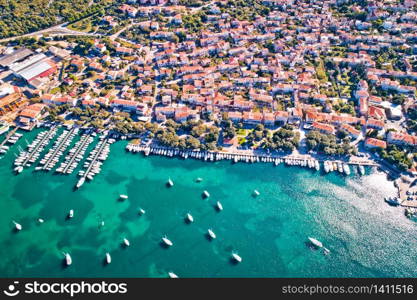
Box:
(0, 128, 416, 278)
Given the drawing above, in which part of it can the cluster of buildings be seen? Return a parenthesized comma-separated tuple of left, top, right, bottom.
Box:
(0, 0, 416, 166)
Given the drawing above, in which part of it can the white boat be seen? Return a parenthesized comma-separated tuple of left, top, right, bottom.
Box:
(105, 253, 111, 264)
(38, 218, 44, 224)
(167, 178, 174, 187)
(12, 221, 22, 231)
(207, 229, 216, 239)
(64, 253, 72, 266)
(76, 177, 85, 189)
(324, 161, 330, 173)
(123, 238, 130, 247)
(343, 163, 351, 175)
(162, 236, 173, 247)
(203, 190, 210, 198)
(168, 272, 178, 278)
(119, 194, 128, 200)
(253, 190, 260, 197)
(138, 208, 146, 215)
(231, 253, 242, 263)
(314, 160, 320, 171)
(308, 237, 323, 248)
(358, 165, 365, 176)
(385, 197, 401, 206)
(216, 201, 223, 211)
(195, 177, 203, 182)
(68, 209, 74, 219)
(186, 213, 194, 223)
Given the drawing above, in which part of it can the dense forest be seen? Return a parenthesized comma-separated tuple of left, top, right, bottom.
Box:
(0, 0, 114, 38)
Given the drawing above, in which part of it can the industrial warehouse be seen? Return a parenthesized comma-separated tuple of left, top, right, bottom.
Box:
(0, 47, 57, 89)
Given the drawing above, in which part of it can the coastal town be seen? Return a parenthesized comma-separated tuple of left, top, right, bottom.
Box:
(0, 0, 417, 209)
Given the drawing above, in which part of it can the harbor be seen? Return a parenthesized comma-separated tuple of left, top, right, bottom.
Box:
(37, 127, 78, 171)
(13, 126, 57, 173)
(126, 144, 377, 176)
(57, 132, 94, 175)
(76, 137, 113, 189)
(0, 131, 412, 278)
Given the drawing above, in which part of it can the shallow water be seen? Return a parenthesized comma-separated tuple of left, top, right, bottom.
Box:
(0, 128, 414, 278)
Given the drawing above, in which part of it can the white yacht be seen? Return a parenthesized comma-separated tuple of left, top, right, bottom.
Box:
(207, 229, 216, 239)
(231, 253, 242, 263)
(76, 177, 85, 189)
(123, 238, 130, 247)
(203, 190, 210, 198)
(216, 201, 223, 211)
(253, 190, 260, 197)
(308, 237, 323, 248)
(168, 272, 178, 278)
(119, 194, 128, 200)
(343, 163, 351, 175)
(68, 209, 74, 219)
(358, 165, 365, 176)
(167, 178, 174, 187)
(186, 213, 194, 223)
(64, 253, 72, 266)
(162, 236, 173, 247)
(13, 221, 22, 231)
(138, 208, 146, 215)
(195, 177, 203, 183)
(38, 218, 44, 224)
(105, 253, 111, 264)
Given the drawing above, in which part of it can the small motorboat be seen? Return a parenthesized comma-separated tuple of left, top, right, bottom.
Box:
(119, 194, 128, 201)
(167, 178, 174, 187)
(168, 272, 178, 278)
(202, 190, 210, 198)
(68, 209, 74, 219)
(185, 213, 194, 223)
(231, 252, 242, 263)
(162, 236, 173, 247)
(207, 229, 216, 239)
(216, 201, 223, 211)
(123, 238, 130, 247)
(105, 253, 111, 264)
(308, 237, 323, 248)
(13, 221, 22, 231)
(253, 190, 260, 197)
(64, 252, 72, 266)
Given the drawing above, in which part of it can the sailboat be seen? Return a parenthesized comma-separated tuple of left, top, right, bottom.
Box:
(105, 253, 111, 264)
(63, 252, 72, 266)
(231, 252, 242, 263)
(12, 221, 22, 231)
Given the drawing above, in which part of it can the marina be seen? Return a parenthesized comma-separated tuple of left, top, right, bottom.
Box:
(57, 133, 94, 175)
(126, 144, 376, 176)
(0, 129, 414, 277)
(13, 126, 58, 173)
(38, 127, 78, 171)
(76, 138, 112, 189)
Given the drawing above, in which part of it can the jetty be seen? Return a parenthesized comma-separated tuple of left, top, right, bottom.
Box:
(18, 126, 58, 169)
(0, 127, 18, 149)
(58, 133, 93, 174)
(39, 128, 77, 171)
(125, 144, 378, 169)
(75, 138, 112, 188)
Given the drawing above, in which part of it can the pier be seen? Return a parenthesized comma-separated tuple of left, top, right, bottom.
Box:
(60, 133, 93, 174)
(40, 128, 77, 170)
(126, 144, 379, 168)
(21, 127, 57, 167)
(0, 127, 18, 149)
(76, 138, 111, 188)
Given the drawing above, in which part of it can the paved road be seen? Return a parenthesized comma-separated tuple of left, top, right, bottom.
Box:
(0, 23, 100, 43)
